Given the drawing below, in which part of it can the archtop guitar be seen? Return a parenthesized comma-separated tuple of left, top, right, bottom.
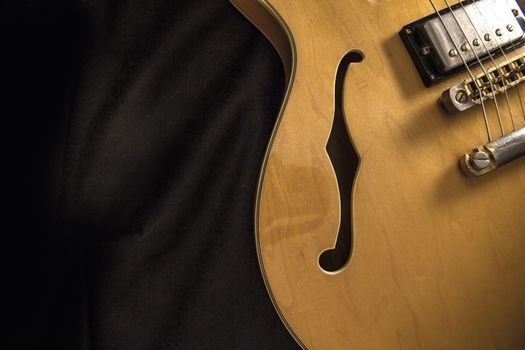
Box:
(231, 0, 525, 349)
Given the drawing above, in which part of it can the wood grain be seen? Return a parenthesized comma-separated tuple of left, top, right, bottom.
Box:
(233, 1, 525, 349)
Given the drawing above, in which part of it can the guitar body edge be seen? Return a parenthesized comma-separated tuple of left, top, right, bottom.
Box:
(229, 0, 306, 348)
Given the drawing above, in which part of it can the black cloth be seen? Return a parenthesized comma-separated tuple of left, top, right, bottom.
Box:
(4, 1, 301, 349)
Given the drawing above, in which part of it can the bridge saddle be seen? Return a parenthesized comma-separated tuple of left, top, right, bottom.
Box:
(440, 53, 525, 113)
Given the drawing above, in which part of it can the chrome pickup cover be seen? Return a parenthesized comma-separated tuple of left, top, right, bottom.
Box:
(423, 0, 524, 73)
(400, 0, 525, 86)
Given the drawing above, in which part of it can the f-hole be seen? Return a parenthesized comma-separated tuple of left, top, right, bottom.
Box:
(318, 50, 363, 273)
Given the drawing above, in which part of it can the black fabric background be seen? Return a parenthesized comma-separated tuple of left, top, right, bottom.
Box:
(3, 1, 301, 349)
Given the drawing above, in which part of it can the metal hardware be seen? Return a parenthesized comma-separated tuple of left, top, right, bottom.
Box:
(461, 127, 525, 176)
(440, 52, 525, 113)
(470, 150, 491, 170)
(422, 0, 523, 72)
(400, 0, 525, 87)
(440, 83, 477, 113)
(455, 90, 468, 104)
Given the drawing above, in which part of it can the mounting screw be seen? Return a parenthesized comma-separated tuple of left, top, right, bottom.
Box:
(455, 90, 468, 104)
(405, 27, 412, 34)
(430, 74, 437, 81)
(507, 24, 515, 32)
(513, 9, 520, 17)
(470, 151, 491, 170)
(421, 47, 431, 55)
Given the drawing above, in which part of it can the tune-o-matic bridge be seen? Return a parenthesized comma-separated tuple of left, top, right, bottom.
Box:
(440, 53, 525, 113)
(400, 0, 525, 86)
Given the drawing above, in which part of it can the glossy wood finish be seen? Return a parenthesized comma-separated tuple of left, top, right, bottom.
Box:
(233, 1, 525, 349)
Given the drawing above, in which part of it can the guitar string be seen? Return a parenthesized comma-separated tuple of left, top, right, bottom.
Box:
(429, 0, 493, 141)
(470, 0, 522, 128)
(507, 44, 525, 124)
(442, 0, 506, 137)
(456, 0, 517, 134)
(480, 0, 525, 127)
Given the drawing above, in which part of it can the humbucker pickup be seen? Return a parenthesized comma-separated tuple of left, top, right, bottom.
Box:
(400, 0, 525, 87)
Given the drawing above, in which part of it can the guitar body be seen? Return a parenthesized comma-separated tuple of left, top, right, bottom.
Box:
(232, 1, 525, 349)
